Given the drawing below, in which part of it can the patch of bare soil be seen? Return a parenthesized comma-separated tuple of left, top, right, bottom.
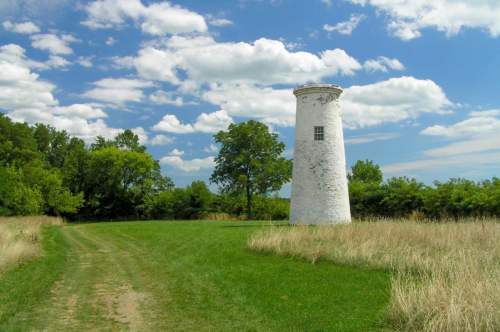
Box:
(97, 283, 148, 331)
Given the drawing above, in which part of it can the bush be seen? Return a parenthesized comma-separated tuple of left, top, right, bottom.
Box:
(0, 167, 43, 216)
(252, 196, 290, 220)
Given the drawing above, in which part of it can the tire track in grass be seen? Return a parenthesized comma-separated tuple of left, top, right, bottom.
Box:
(32, 225, 159, 331)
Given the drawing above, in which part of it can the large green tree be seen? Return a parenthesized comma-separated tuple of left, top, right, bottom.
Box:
(210, 120, 292, 219)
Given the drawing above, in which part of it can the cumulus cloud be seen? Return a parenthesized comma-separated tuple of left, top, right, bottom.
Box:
(203, 83, 295, 126)
(3, 20, 40, 34)
(342, 76, 453, 129)
(346, 0, 500, 40)
(149, 90, 185, 106)
(82, 0, 207, 35)
(121, 36, 363, 86)
(152, 110, 233, 134)
(152, 114, 194, 134)
(76, 56, 93, 68)
(53, 104, 107, 119)
(149, 134, 174, 146)
(83, 78, 154, 104)
(0, 51, 57, 111)
(201, 76, 451, 128)
(160, 155, 215, 172)
(363, 56, 405, 72)
(323, 14, 365, 35)
(0, 43, 70, 71)
(30, 33, 78, 55)
(116, 47, 179, 83)
(0, 43, 146, 144)
(168, 148, 184, 156)
(421, 111, 500, 138)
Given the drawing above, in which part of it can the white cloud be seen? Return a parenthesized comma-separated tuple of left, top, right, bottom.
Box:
(0, 45, 57, 111)
(76, 56, 93, 68)
(423, 135, 500, 158)
(125, 36, 363, 86)
(321, 0, 332, 6)
(383, 151, 500, 175)
(152, 114, 195, 134)
(202, 76, 451, 128)
(105, 36, 116, 46)
(83, 78, 154, 104)
(45, 55, 71, 68)
(203, 83, 295, 126)
(0, 43, 143, 144)
(118, 47, 179, 83)
(420, 110, 500, 157)
(30, 33, 78, 55)
(7, 107, 129, 143)
(342, 76, 453, 129)
(149, 90, 185, 106)
(421, 112, 500, 138)
(345, 132, 400, 145)
(363, 56, 405, 72)
(160, 155, 215, 172)
(384, 110, 500, 176)
(194, 110, 233, 133)
(206, 15, 233, 27)
(323, 14, 365, 35)
(53, 104, 107, 119)
(168, 148, 184, 156)
(0, 43, 70, 71)
(152, 110, 233, 134)
(346, 0, 500, 40)
(82, 0, 207, 35)
(3, 20, 40, 34)
(150, 134, 174, 146)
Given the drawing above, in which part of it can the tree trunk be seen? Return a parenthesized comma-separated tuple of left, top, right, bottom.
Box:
(246, 184, 253, 220)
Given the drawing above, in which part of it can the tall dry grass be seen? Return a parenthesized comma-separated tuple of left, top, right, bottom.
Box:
(0, 216, 63, 271)
(248, 220, 500, 332)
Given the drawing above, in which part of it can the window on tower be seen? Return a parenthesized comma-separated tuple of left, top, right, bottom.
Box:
(314, 126, 324, 141)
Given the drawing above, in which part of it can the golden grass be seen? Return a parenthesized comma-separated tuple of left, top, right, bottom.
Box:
(248, 220, 500, 332)
(0, 216, 63, 271)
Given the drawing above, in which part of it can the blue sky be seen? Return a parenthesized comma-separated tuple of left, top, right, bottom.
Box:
(1, 0, 499, 193)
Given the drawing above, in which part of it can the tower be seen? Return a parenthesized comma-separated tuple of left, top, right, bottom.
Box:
(290, 84, 351, 225)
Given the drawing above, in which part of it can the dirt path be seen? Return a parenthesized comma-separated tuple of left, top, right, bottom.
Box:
(31, 225, 158, 331)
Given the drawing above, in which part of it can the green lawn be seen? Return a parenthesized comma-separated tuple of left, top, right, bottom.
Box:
(0, 220, 390, 331)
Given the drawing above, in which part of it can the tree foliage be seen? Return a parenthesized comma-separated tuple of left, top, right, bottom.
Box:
(348, 159, 383, 184)
(211, 120, 292, 219)
(348, 160, 500, 220)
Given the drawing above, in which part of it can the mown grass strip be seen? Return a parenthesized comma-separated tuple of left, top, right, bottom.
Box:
(0, 226, 69, 331)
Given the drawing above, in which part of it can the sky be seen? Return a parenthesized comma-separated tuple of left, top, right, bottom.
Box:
(1, 0, 499, 194)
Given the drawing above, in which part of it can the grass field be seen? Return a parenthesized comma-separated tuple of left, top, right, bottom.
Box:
(249, 221, 500, 332)
(0, 220, 391, 331)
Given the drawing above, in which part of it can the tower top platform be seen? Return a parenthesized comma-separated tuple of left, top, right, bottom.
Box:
(293, 83, 343, 96)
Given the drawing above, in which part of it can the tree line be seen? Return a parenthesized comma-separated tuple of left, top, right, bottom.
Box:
(0, 114, 290, 220)
(348, 160, 500, 219)
(1, 113, 499, 220)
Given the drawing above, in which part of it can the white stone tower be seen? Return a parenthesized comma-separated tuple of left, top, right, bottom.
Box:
(290, 84, 351, 225)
